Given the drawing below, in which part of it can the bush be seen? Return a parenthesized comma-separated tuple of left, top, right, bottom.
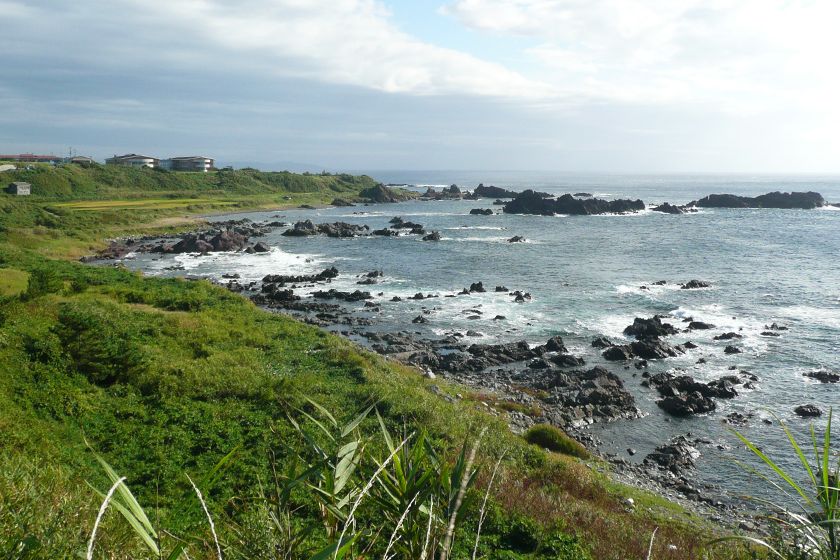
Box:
(523, 424, 590, 459)
(23, 267, 63, 300)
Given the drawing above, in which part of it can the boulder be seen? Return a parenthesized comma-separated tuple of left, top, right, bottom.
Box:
(474, 184, 518, 198)
(804, 370, 840, 383)
(422, 231, 441, 241)
(252, 241, 271, 253)
(331, 198, 354, 207)
(623, 316, 678, 339)
(360, 184, 411, 203)
(724, 345, 743, 354)
(688, 321, 715, 330)
(317, 222, 369, 238)
(282, 220, 319, 236)
(591, 337, 613, 349)
(544, 335, 568, 353)
(652, 203, 684, 214)
(644, 436, 701, 473)
(508, 236, 526, 243)
(691, 191, 825, 209)
(795, 404, 822, 417)
(714, 332, 742, 340)
(469, 282, 486, 293)
(681, 280, 711, 289)
(630, 339, 683, 360)
(603, 345, 634, 361)
(658, 393, 717, 416)
(469, 208, 493, 215)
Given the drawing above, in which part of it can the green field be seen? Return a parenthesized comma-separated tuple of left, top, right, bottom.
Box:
(0, 164, 757, 559)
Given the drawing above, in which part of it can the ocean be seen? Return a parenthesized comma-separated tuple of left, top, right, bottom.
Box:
(117, 173, 840, 504)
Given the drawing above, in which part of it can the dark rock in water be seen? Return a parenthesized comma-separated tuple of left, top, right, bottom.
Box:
(508, 235, 526, 243)
(652, 280, 667, 285)
(682, 341, 698, 349)
(222, 273, 240, 279)
(447, 184, 461, 194)
(765, 322, 789, 331)
(412, 315, 427, 324)
(631, 339, 683, 360)
(574, 192, 593, 198)
(623, 316, 678, 339)
(317, 222, 369, 238)
(644, 435, 700, 473)
(469, 282, 486, 293)
(648, 372, 737, 402)
(282, 220, 319, 236)
(252, 241, 271, 253)
(360, 184, 412, 203)
(391, 296, 402, 302)
(390, 218, 424, 230)
(469, 208, 493, 215)
(591, 337, 613, 349)
(331, 198, 354, 207)
(312, 289, 372, 302)
(263, 267, 338, 285)
(724, 345, 742, 354)
(493, 315, 506, 320)
(544, 335, 568, 353)
(503, 189, 645, 216)
(688, 321, 715, 330)
(603, 345, 634, 361)
(691, 191, 826, 209)
(681, 280, 711, 289)
(804, 370, 840, 383)
(658, 393, 717, 416)
(474, 184, 518, 198)
(494, 285, 509, 292)
(795, 404, 822, 417)
(550, 354, 586, 368)
(652, 202, 684, 214)
(251, 286, 300, 305)
(528, 358, 552, 370)
(373, 228, 399, 236)
(760, 331, 781, 337)
(714, 332, 742, 340)
(422, 231, 441, 241)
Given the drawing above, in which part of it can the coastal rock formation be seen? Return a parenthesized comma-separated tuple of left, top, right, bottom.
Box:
(795, 404, 822, 417)
(331, 198, 354, 207)
(681, 280, 711, 289)
(359, 184, 412, 203)
(312, 289, 372, 302)
(262, 267, 339, 285)
(652, 203, 684, 214)
(623, 316, 679, 339)
(508, 236, 526, 243)
(804, 370, 839, 383)
(474, 184, 519, 198)
(503, 190, 646, 216)
(422, 231, 441, 241)
(531, 366, 639, 426)
(469, 208, 493, 215)
(690, 191, 825, 209)
(644, 436, 701, 474)
(283, 221, 369, 238)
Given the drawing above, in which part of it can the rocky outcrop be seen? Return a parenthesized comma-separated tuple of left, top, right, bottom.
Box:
(359, 184, 412, 203)
(282, 220, 318, 236)
(652, 203, 684, 214)
(681, 280, 711, 289)
(804, 370, 839, 383)
(503, 190, 645, 216)
(282, 221, 369, 238)
(422, 231, 441, 241)
(474, 184, 519, 198)
(331, 198, 354, 207)
(795, 404, 822, 417)
(262, 267, 339, 285)
(508, 236, 526, 243)
(312, 289, 372, 302)
(690, 191, 825, 209)
(469, 208, 493, 215)
(644, 436, 701, 474)
(623, 316, 679, 339)
(531, 366, 639, 426)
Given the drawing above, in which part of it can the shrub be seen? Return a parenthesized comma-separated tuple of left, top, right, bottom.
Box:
(23, 267, 63, 300)
(523, 425, 590, 459)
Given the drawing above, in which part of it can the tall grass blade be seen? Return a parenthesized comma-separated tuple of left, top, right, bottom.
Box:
(186, 474, 222, 560)
(87, 476, 126, 560)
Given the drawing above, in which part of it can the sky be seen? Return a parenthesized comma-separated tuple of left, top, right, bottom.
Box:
(1, 0, 838, 173)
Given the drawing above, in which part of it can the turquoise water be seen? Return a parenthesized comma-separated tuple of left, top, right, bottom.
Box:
(123, 174, 840, 502)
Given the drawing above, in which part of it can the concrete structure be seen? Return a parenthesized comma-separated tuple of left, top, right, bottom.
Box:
(160, 156, 214, 172)
(105, 154, 159, 168)
(0, 154, 62, 164)
(6, 182, 31, 195)
(0, 164, 16, 173)
(69, 156, 96, 166)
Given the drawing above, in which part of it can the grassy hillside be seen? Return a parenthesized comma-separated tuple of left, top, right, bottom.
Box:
(0, 169, 754, 559)
(1, 162, 377, 200)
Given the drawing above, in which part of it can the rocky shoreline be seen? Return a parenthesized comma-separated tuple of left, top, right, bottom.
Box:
(84, 184, 837, 531)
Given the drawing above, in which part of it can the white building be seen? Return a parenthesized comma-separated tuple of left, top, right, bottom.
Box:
(7, 182, 31, 195)
(160, 156, 214, 172)
(105, 154, 159, 168)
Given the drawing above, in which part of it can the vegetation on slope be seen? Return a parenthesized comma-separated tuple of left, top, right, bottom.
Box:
(0, 166, 752, 559)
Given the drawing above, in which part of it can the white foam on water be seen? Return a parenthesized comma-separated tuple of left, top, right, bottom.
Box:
(615, 283, 681, 296)
(817, 205, 840, 211)
(668, 304, 770, 353)
(444, 226, 507, 231)
(776, 305, 840, 330)
(442, 236, 517, 243)
(166, 248, 328, 283)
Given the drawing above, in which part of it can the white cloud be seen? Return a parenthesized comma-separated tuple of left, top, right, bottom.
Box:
(442, 0, 840, 117)
(5, 0, 553, 99)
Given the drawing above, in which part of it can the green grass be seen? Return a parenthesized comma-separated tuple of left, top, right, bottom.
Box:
(524, 425, 591, 460)
(0, 167, 755, 559)
(0, 267, 28, 296)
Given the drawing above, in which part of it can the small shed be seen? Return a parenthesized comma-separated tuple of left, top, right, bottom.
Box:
(7, 182, 31, 196)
